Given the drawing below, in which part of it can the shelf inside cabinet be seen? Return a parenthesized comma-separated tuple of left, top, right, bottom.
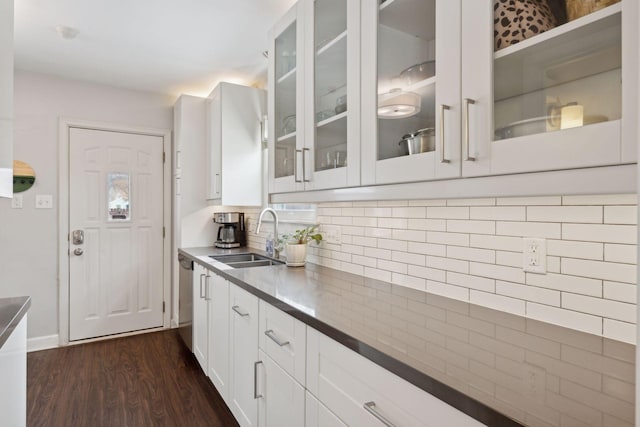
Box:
(317, 30, 347, 57)
(317, 111, 347, 129)
(315, 114, 347, 150)
(379, 0, 435, 41)
(315, 33, 347, 100)
(494, 4, 621, 102)
(277, 132, 296, 143)
(277, 67, 297, 85)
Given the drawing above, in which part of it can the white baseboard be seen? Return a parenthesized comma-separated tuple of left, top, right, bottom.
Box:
(27, 334, 59, 352)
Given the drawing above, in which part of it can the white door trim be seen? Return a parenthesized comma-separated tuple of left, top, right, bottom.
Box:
(58, 117, 172, 345)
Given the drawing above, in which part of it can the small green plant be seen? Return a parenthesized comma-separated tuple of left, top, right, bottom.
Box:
(284, 225, 323, 245)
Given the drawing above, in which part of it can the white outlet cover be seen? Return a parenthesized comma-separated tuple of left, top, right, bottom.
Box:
(11, 194, 23, 209)
(523, 237, 546, 274)
(35, 194, 53, 209)
(322, 225, 341, 244)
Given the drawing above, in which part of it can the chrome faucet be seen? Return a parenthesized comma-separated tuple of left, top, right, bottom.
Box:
(256, 207, 279, 258)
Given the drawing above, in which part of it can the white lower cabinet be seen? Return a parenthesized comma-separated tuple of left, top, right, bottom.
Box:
(229, 284, 260, 427)
(306, 328, 486, 427)
(257, 350, 305, 427)
(305, 392, 345, 427)
(192, 262, 209, 373)
(207, 273, 230, 402)
(0, 315, 26, 427)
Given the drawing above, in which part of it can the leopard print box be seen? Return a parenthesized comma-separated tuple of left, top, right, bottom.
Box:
(494, 0, 566, 50)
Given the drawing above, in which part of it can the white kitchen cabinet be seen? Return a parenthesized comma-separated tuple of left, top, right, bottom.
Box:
(207, 273, 230, 403)
(361, 0, 462, 185)
(0, 0, 14, 197)
(307, 328, 485, 427)
(305, 392, 346, 427)
(268, 0, 360, 193)
(258, 300, 306, 385)
(256, 350, 305, 427)
(0, 315, 26, 427)
(461, 0, 636, 177)
(206, 82, 265, 205)
(228, 283, 260, 427)
(192, 262, 209, 374)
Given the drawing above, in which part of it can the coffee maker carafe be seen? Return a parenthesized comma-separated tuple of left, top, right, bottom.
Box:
(213, 212, 246, 248)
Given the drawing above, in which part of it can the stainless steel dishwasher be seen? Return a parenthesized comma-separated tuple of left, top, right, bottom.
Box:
(178, 253, 193, 351)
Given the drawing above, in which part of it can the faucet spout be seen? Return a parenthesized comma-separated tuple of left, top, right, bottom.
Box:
(256, 207, 279, 258)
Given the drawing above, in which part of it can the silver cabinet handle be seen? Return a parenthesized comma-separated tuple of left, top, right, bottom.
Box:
(294, 149, 302, 183)
(363, 401, 396, 427)
(204, 275, 211, 301)
(215, 173, 221, 195)
(302, 148, 311, 182)
(73, 248, 83, 256)
(232, 305, 249, 317)
(199, 274, 206, 299)
(254, 361, 263, 399)
(463, 98, 476, 161)
(264, 329, 289, 347)
(439, 104, 451, 164)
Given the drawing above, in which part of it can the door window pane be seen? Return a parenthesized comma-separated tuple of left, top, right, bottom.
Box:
(108, 172, 130, 221)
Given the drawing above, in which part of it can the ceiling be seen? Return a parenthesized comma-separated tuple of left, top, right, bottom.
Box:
(14, 0, 297, 98)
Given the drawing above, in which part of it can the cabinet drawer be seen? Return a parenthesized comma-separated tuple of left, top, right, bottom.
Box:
(258, 300, 306, 385)
(307, 328, 485, 427)
(305, 391, 346, 427)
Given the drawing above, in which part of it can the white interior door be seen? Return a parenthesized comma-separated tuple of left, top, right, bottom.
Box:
(69, 127, 164, 341)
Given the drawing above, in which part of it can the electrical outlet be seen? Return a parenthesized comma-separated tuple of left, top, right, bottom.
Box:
(523, 363, 546, 402)
(11, 194, 23, 209)
(523, 238, 546, 274)
(322, 225, 341, 244)
(35, 194, 53, 209)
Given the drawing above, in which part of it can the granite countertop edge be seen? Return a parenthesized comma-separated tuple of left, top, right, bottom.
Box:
(0, 296, 31, 349)
(179, 247, 522, 427)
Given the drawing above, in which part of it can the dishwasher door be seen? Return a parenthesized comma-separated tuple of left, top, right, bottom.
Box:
(178, 254, 193, 351)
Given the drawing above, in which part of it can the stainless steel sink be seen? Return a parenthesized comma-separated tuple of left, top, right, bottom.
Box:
(209, 253, 284, 268)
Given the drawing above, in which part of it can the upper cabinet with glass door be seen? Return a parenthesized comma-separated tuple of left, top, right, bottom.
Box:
(361, 0, 461, 186)
(462, 0, 636, 177)
(269, 4, 305, 194)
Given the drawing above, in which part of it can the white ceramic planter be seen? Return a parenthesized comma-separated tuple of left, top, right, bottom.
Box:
(285, 243, 307, 267)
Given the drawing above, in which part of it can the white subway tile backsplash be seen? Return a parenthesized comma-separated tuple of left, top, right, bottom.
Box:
(604, 244, 637, 264)
(447, 220, 496, 235)
(496, 221, 561, 239)
(496, 281, 560, 307)
(561, 258, 636, 284)
(470, 291, 526, 316)
(526, 303, 602, 335)
(427, 206, 469, 219)
(305, 194, 637, 342)
(604, 206, 637, 225)
(562, 294, 636, 323)
(546, 240, 603, 261)
(603, 281, 636, 304)
(562, 224, 637, 244)
(447, 246, 495, 264)
(526, 206, 603, 224)
(562, 194, 637, 206)
(470, 206, 526, 221)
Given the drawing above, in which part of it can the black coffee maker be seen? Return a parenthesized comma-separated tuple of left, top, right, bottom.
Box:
(213, 212, 246, 248)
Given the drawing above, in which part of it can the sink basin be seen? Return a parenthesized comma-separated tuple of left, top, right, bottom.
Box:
(209, 253, 284, 268)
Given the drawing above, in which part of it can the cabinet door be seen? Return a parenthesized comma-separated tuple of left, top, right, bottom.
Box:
(207, 273, 230, 403)
(302, 0, 360, 191)
(306, 391, 346, 427)
(361, 0, 462, 186)
(206, 88, 222, 200)
(192, 263, 209, 373)
(269, 3, 306, 194)
(0, 0, 13, 197)
(257, 350, 305, 427)
(461, 0, 632, 177)
(229, 284, 260, 427)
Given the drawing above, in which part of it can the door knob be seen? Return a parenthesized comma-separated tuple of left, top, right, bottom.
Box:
(73, 248, 83, 256)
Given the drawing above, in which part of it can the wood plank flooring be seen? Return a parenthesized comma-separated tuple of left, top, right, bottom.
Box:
(27, 329, 239, 427)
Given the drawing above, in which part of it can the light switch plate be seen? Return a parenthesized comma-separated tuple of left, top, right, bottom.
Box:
(523, 237, 546, 274)
(322, 225, 341, 244)
(35, 194, 53, 209)
(11, 194, 23, 209)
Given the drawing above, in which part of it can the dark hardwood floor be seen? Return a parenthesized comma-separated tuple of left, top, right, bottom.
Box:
(27, 329, 239, 427)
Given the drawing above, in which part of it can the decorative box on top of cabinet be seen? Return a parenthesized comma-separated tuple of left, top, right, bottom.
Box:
(268, 0, 361, 194)
(206, 82, 265, 205)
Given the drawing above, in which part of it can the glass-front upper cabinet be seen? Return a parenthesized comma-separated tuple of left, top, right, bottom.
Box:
(361, 0, 461, 186)
(269, 3, 304, 194)
(462, 0, 636, 177)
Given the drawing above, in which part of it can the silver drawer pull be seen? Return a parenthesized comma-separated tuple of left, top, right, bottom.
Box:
(439, 104, 450, 164)
(254, 360, 263, 399)
(232, 305, 250, 317)
(264, 329, 290, 347)
(363, 401, 396, 427)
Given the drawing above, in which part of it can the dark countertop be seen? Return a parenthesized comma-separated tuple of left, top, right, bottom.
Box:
(179, 247, 635, 427)
(0, 296, 31, 349)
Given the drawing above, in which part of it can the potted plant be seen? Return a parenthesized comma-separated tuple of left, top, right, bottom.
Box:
(282, 225, 322, 267)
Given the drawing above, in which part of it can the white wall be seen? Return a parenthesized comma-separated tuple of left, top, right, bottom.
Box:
(0, 70, 174, 341)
